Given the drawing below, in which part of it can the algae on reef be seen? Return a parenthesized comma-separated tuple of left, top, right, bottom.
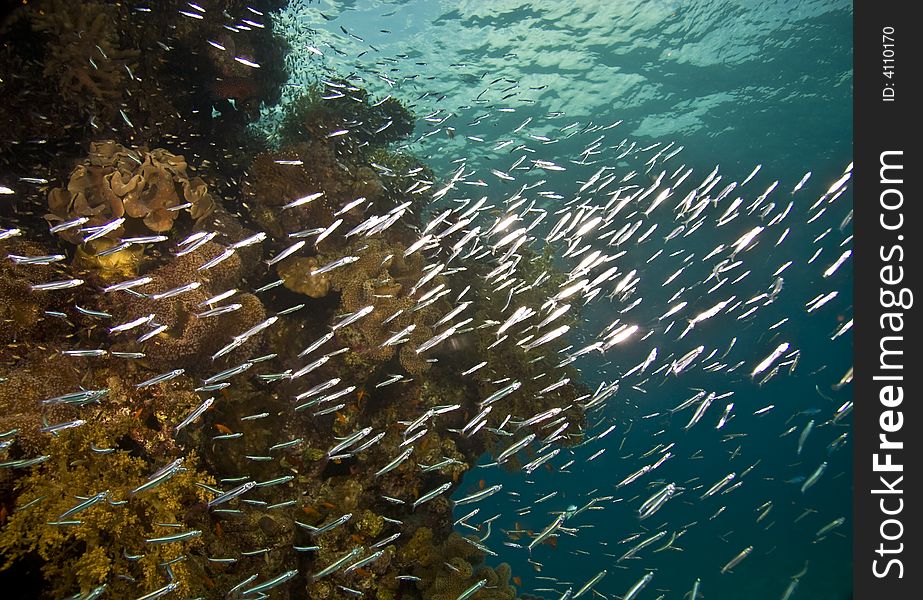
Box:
(0, 5, 590, 599)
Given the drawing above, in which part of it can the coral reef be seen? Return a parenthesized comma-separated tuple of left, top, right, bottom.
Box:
(244, 140, 396, 244)
(0, 0, 286, 211)
(0, 423, 214, 599)
(243, 81, 421, 249)
(405, 531, 517, 600)
(0, 16, 591, 596)
(0, 240, 66, 350)
(105, 241, 268, 371)
(365, 146, 437, 209)
(279, 236, 447, 378)
(279, 80, 415, 149)
(72, 239, 145, 283)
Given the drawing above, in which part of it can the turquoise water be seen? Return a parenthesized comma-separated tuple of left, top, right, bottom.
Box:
(268, 0, 852, 173)
(273, 1, 855, 598)
(274, 1, 853, 598)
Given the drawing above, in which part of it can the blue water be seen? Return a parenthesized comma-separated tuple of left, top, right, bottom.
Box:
(267, 1, 854, 598)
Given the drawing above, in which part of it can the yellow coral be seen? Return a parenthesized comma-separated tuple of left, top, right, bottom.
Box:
(0, 424, 214, 598)
(354, 510, 384, 538)
(73, 238, 144, 282)
(448, 556, 474, 579)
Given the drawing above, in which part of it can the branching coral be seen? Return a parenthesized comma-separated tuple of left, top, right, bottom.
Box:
(31, 0, 138, 111)
(46, 141, 217, 244)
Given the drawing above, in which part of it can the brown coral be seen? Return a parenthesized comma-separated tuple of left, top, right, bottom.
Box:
(0, 240, 63, 348)
(244, 141, 385, 243)
(46, 141, 216, 244)
(280, 237, 447, 379)
(0, 351, 85, 452)
(278, 257, 331, 298)
(106, 242, 266, 371)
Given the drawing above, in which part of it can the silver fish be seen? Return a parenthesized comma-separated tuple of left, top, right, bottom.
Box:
(312, 255, 360, 275)
(413, 481, 452, 508)
(136, 369, 185, 389)
(375, 447, 413, 477)
(312, 546, 364, 580)
(174, 397, 214, 433)
(207, 481, 255, 507)
(30, 279, 84, 291)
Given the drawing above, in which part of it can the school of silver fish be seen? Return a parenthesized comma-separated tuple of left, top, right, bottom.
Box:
(0, 2, 852, 600)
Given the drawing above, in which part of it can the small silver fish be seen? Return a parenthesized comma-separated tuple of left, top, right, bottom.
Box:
(30, 279, 84, 292)
(412, 482, 452, 510)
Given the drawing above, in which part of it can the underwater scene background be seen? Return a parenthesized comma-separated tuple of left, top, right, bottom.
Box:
(0, 1, 852, 599)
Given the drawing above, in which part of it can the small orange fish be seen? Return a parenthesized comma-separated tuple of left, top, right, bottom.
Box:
(201, 573, 215, 589)
(215, 423, 233, 435)
(513, 576, 522, 586)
